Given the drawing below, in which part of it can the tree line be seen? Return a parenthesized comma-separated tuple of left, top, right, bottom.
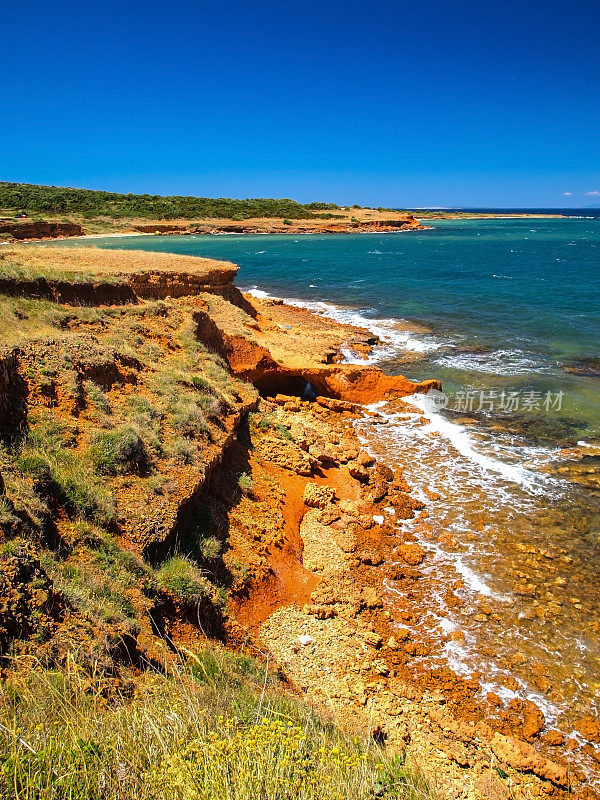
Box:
(0, 182, 343, 220)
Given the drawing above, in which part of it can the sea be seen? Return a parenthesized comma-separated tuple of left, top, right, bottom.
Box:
(50, 210, 600, 777)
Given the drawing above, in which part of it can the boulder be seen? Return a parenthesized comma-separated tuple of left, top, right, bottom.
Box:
(398, 543, 426, 566)
(490, 733, 569, 788)
(303, 483, 336, 509)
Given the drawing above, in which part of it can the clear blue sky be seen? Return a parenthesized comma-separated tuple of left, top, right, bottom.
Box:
(1, 0, 599, 208)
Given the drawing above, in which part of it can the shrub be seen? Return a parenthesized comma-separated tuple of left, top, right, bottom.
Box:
(156, 556, 208, 602)
(191, 374, 216, 393)
(147, 474, 177, 495)
(90, 427, 149, 476)
(166, 437, 198, 465)
(84, 380, 111, 414)
(56, 468, 116, 524)
(18, 435, 115, 526)
(171, 400, 209, 438)
(238, 472, 253, 496)
(199, 535, 222, 561)
(282, 218, 293, 225)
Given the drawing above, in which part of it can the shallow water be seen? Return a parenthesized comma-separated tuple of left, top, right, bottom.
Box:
(50, 217, 600, 775)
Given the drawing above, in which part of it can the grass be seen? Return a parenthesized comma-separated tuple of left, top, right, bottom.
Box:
(0, 246, 237, 283)
(238, 472, 253, 496)
(90, 427, 150, 477)
(17, 422, 116, 526)
(155, 556, 209, 603)
(0, 651, 430, 800)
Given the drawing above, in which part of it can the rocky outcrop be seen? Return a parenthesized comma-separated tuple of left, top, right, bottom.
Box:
(0, 221, 84, 240)
(129, 216, 424, 236)
(193, 310, 439, 403)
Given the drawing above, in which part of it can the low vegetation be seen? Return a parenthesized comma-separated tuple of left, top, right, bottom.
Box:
(0, 651, 428, 800)
(0, 246, 430, 800)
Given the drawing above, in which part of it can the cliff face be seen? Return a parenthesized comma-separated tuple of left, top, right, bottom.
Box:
(0, 247, 584, 799)
(0, 245, 432, 671)
(0, 220, 84, 240)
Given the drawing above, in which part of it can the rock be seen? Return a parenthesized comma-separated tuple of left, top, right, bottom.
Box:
(395, 627, 410, 642)
(362, 632, 383, 651)
(487, 692, 503, 707)
(374, 463, 394, 483)
(317, 506, 341, 525)
(521, 700, 545, 741)
(377, 693, 403, 715)
(304, 604, 336, 620)
(398, 543, 426, 566)
(368, 481, 389, 503)
(303, 483, 336, 509)
(316, 397, 357, 413)
(298, 634, 314, 646)
(308, 443, 339, 465)
(357, 451, 375, 467)
(273, 394, 296, 405)
(542, 730, 565, 747)
(260, 436, 315, 476)
(575, 715, 600, 743)
(349, 463, 370, 483)
(371, 659, 389, 676)
(362, 587, 383, 609)
(490, 733, 569, 788)
(357, 550, 383, 566)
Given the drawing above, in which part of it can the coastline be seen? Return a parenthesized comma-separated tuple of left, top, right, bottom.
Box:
(0, 245, 596, 798)
(235, 293, 592, 798)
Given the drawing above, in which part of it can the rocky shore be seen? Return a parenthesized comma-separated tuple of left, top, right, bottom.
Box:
(0, 246, 597, 799)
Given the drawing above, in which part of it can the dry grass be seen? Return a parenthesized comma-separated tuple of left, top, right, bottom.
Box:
(0, 246, 236, 283)
(0, 651, 431, 800)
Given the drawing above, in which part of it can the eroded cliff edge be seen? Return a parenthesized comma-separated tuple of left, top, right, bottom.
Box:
(0, 246, 594, 800)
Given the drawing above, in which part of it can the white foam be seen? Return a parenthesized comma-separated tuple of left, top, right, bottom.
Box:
(276, 298, 442, 362)
(246, 287, 272, 299)
(435, 348, 553, 376)
(403, 393, 541, 489)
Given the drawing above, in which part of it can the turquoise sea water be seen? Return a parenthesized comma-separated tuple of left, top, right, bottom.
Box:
(50, 218, 600, 776)
(60, 217, 600, 441)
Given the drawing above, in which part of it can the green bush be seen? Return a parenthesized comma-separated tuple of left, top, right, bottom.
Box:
(90, 428, 149, 476)
(238, 472, 253, 495)
(156, 556, 208, 602)
(166, 437, 198, 465)
(0, 181, 336, 221)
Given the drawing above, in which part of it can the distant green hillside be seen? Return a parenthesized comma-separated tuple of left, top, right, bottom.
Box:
(0, 182, 341, 220)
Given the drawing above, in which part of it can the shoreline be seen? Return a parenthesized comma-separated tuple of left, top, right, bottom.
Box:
(0, 245, 596, 797)
(2, 209, 579, 245)
(240, 293, 594, 797)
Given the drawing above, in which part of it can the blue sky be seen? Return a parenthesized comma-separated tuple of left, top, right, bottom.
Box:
(1, 0, 599, 207)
